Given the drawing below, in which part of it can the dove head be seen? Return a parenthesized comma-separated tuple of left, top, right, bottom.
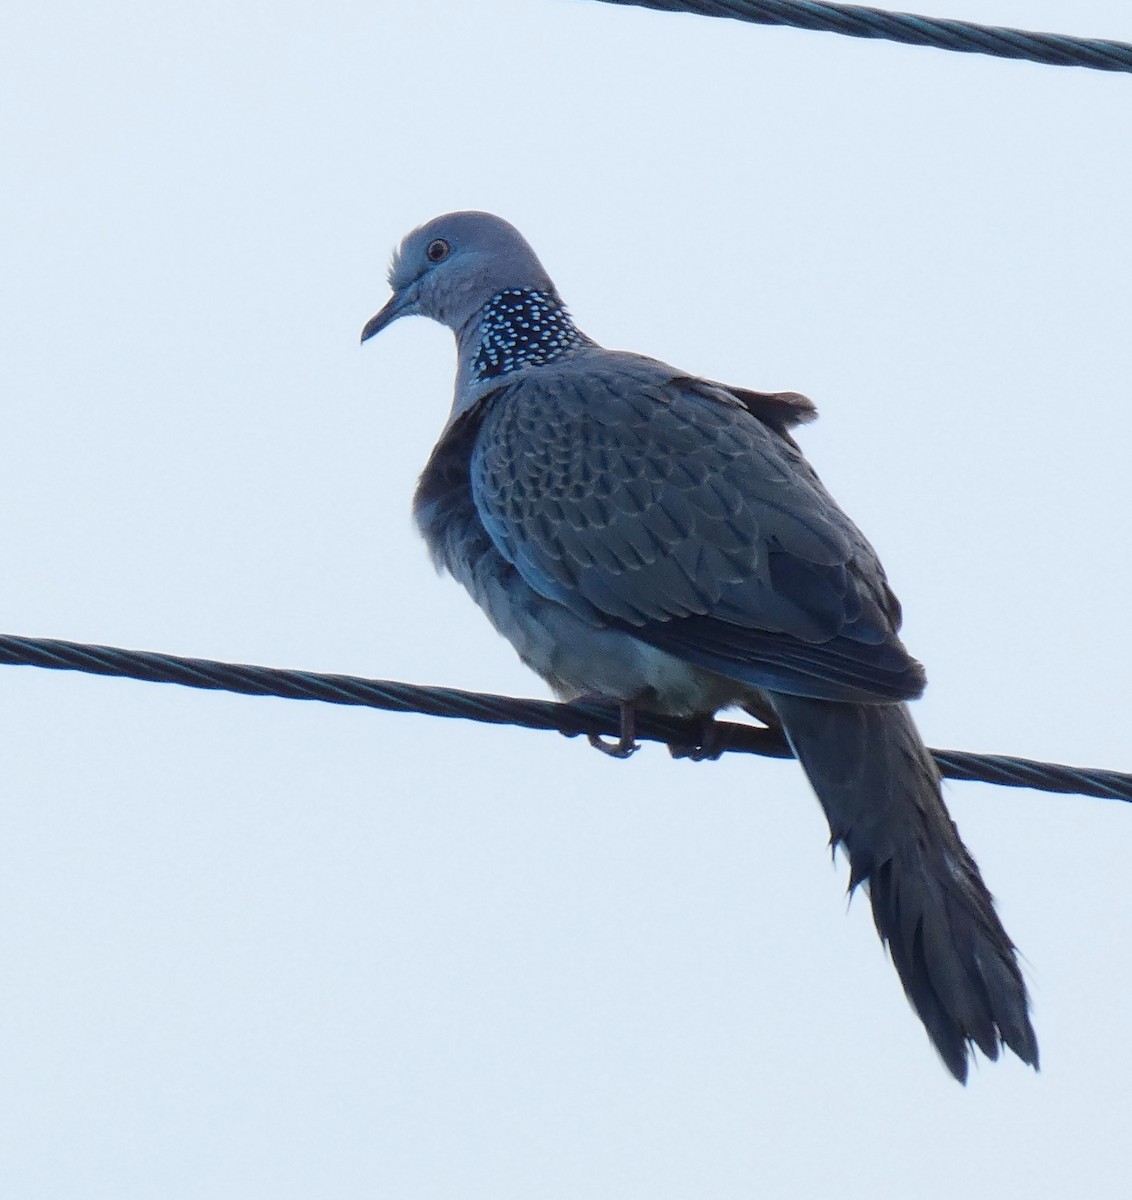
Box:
(361, 212, 558, 345)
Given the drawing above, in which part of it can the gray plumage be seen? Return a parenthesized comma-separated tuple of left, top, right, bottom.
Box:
(362, 211, 1039, 1083)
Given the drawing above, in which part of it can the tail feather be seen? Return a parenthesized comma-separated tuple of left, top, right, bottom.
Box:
(766, 692, 1039, 1082)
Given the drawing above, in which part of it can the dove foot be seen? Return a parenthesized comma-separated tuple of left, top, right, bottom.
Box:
(668, 715, 727, 761)
(586, 702, 639, 759)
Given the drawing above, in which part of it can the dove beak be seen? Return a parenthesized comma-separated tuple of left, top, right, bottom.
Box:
(360, 290, 414, 344)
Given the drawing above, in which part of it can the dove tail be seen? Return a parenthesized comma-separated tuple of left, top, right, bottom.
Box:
(765, 692, 1039, 1082)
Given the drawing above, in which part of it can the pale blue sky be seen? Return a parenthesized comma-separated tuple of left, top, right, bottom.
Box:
(3, 2, 1131, 1196)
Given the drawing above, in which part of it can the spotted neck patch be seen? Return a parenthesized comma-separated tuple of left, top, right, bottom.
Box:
(469, 289, 589, 382)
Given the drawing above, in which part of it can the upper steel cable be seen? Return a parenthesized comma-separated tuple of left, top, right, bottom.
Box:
(592, 0, 1132, 74)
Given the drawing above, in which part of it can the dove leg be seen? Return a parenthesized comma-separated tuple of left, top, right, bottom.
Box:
(587, 701, 639, 759)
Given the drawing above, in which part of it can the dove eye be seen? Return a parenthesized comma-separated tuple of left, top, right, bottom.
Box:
(426, 239, 450, 263)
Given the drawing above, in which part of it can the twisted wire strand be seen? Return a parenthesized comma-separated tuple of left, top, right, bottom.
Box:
(593, 0, 1132, 74)
(3, 634, 1128, 803)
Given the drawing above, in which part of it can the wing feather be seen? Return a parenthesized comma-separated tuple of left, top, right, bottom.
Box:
(469, 352, 924, 702)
